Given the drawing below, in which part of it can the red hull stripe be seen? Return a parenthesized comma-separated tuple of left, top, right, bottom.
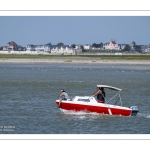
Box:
(56, 101, 131, 116)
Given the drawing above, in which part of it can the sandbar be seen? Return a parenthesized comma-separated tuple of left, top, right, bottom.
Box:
(0, 58, 150, 65)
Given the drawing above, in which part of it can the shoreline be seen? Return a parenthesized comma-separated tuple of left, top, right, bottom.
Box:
(0, 58, 150, 64)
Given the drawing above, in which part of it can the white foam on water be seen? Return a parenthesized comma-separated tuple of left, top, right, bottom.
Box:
(60, 109, 99, 115)
(137, 113, 150, 118)
(59, 109, 122, 119)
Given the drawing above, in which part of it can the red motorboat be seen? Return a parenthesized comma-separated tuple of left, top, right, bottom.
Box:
(56, 85, 139, 116)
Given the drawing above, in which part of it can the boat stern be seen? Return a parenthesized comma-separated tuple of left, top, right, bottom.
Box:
(130, 106, 139, 116)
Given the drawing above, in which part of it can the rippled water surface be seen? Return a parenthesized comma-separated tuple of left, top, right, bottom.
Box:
(0, 63, 150, 134)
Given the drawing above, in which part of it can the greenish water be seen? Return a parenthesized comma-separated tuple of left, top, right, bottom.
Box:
(0, 63, 150, 134)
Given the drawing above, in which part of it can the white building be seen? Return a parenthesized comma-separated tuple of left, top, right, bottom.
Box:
(51, 45, 75, 54)
(84, 44, 91, 49)
(26, 44, 50, 52)
(26, 45, 35, 51)
(35, 45, 50, 52)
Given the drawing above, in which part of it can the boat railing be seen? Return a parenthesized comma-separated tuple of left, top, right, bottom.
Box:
(105, 91, 122, 106)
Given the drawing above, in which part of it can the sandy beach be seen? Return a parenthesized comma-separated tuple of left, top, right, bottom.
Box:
(0, 58, 150, 65)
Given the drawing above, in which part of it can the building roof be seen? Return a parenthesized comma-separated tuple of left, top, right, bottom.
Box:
(7, 41, 17, 46)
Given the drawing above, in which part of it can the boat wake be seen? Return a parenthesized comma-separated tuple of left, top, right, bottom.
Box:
(58, 108, 150, 119)
(59, 108, 122, 119)
(60, 109, 99, 115)
(137, 113, 150, 118)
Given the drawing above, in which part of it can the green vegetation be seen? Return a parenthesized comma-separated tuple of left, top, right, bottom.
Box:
(92, 42, 103, 49)
(57, 42, 64, 46)
(0, 54, 150, 60)
(64, 59, 72, 62)
(122, 45, 131, 52)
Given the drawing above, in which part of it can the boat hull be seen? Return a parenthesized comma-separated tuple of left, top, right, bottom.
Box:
(56, 100, 132, 116)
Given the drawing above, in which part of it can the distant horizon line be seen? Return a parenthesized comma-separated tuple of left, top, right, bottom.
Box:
(1, 10, 150, 11)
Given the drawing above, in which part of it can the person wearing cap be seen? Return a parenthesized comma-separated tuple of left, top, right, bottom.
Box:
(91, 87, 105, 103)
(58, 89, 69, 107)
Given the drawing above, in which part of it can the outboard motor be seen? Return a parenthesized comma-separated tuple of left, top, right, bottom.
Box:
(130, 106, 139, 116)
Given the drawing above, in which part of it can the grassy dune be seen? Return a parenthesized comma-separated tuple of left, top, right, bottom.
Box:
(0, 54, 150, 60)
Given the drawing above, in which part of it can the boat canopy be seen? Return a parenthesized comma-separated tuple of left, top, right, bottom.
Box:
(97, 85, 122, 91)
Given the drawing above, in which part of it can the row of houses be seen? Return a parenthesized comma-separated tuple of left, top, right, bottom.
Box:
(1, 41, 82, 54)
(0, 40, 126, 51)
(1, 40, 150, 54)
(84, 40, 126, 50)
(26, 44, 81, 54)
(83, 40, 150, 53)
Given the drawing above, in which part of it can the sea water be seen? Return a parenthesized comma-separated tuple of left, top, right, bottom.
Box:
(0, 63, 150, 134)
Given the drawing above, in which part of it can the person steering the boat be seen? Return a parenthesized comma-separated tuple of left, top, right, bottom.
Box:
(91, 87, 105, 103)
(58, 89, 69, 107)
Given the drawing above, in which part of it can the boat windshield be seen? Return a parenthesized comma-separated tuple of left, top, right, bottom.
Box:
(77, 99, 90, 102)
